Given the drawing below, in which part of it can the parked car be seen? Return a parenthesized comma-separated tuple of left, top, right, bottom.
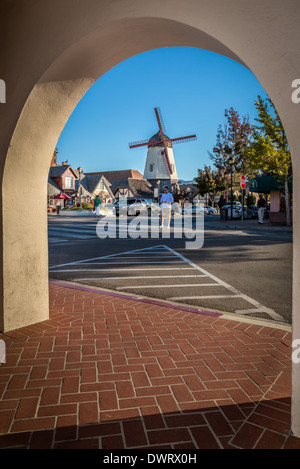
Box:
(181, 205, 207, 215)
(248, 203, 270, 219)
(113, 198, 161, 216)
(248, 204, 258, 218)
(204, 206, 218, 215)
(221, 204, 252, 220)
(171, 202, 181, 216)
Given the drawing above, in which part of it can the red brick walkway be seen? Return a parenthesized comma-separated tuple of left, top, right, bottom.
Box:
(0, 282, 299, 449)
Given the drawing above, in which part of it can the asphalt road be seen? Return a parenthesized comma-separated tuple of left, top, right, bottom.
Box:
(48, 214, 292, 324)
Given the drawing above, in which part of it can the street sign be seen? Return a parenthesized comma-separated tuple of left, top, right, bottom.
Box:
(240, 175, 246, 189)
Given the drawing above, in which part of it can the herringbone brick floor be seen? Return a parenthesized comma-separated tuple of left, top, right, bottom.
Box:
(0, 282, 299, 449)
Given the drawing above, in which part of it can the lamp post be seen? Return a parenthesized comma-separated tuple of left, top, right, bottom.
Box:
(227, 156, 234, 220)
(77, 167, 83, 206)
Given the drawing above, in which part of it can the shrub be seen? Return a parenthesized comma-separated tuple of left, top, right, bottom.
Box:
(81, 202, 94, 210)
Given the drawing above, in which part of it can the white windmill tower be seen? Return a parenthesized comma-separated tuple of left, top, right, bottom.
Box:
(129, 107, 197, 195)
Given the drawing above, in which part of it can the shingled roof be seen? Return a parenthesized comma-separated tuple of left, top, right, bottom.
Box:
(85, 169, 143, 181)
(49, 165, 78, 179)
(47, 177, 61, 196)
(114, 178, 154, 198)
(148, 131, 172, 148)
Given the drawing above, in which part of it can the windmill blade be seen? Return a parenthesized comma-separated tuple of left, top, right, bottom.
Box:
(154, 107, 173, 174)
(171, 135, 197, 145)
(128, 138, 150, 149)
(154, 107, 166, 134)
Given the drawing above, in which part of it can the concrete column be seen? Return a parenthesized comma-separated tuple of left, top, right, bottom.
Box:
(1, 78, 94, 331)
(270, 191, 280, 212)
(292, 150, 300, 437)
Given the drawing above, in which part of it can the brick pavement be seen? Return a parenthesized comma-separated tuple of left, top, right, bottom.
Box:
(0, 282, 299, 449)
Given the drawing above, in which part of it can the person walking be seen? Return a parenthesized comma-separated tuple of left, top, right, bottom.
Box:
(257, 194, 267, 224)
(93, 194, 102, 217)
(159, 186, 174, 228)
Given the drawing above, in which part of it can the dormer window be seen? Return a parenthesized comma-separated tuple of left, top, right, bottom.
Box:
(65, 176, 73, 189)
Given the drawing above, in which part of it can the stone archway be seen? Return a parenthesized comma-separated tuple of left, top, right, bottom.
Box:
(1, 0, 300, 436)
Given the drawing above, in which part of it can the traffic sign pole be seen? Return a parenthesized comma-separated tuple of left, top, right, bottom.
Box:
(240, 175, 246, 222)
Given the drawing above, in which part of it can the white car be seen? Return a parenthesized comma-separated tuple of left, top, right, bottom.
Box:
(204, 206, 217, 215)
(181, 205, 207, 215)
(222, 204, 252, 219)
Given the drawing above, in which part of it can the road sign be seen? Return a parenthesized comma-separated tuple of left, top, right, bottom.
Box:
(240, 175, 246, 189)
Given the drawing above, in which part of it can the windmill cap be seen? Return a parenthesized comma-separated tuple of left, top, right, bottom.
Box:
(148, 131, 172, 148)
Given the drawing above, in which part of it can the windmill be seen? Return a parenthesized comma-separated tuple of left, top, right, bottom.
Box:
(128, 107, 197, 192)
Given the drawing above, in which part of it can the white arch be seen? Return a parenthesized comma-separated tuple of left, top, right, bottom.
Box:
(0, 0, 300, 436)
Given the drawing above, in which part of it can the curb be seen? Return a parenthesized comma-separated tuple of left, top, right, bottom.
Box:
(205, 221, 292, 233)
(49, 279, 291, 332)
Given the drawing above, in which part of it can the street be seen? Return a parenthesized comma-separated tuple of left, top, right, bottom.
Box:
(48, 214, 292, 324)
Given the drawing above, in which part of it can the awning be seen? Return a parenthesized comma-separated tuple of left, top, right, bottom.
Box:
(52, 192, 72, 199)
(249, 175, 292, 193)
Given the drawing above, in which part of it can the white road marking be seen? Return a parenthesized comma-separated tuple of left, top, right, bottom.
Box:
(49, 245, 168, 269)
(170, 295, 241, 300)
(73, 275, 206, 280)
(78, 261, 186, 265)
(164, 245, 283, 321)
(117, 283, 218, 290)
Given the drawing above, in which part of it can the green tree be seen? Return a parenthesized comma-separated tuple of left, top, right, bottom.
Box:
(246, 96, 292, 225)
(209, 107, 253, 174)
(194, 165, 227, 206)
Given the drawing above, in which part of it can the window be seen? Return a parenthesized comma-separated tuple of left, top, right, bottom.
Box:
(99, 181, 105, 190)
(149, 164, 154, 172)
(65, 176, 73, 189)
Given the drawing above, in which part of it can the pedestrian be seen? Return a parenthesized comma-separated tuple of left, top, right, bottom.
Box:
(257, 194, 267, 224)
(160, 186, 174, 228)
(93, 194, 102, 217)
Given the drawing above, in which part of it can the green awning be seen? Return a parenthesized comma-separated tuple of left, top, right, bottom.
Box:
(249, 175, 292, 193)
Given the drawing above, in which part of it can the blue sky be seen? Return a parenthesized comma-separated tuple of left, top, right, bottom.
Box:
(56, 47, 268, 181)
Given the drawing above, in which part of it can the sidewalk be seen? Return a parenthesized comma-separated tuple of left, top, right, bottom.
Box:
(205, 216, 293, 233)
(0, 281, 298, 449)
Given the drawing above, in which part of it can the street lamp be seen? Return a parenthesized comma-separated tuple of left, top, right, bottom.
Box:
(227, 156, 234, 220)
(77, 167, 83, 206)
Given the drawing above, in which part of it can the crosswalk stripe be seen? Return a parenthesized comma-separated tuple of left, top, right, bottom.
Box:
(73, 275, 207, 280)
(168, 295, 241, 300)
(117, 283, 218, 290)
(78, 261, 186, 265)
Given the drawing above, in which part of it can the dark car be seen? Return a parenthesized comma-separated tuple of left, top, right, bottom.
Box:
(249, 203, 270, 219)
(248, 205, 258, 218)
